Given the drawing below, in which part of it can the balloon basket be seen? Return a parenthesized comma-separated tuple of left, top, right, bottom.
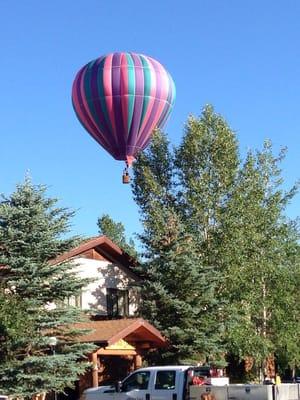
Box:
(122, 171, 130, 184)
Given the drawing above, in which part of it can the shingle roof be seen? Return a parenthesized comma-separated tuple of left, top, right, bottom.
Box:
(74, 318, 166, 348)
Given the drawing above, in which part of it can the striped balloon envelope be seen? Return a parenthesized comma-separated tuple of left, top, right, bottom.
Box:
(72, 52, 176, 170)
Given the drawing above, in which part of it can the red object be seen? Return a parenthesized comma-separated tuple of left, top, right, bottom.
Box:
(192, 376, 205, 386)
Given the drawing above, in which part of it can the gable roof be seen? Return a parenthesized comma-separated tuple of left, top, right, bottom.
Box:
(50, 235, 140, 280)
(74, 318, 166, 348)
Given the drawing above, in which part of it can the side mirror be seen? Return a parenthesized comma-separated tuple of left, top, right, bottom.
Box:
(115, 381, 122, 392)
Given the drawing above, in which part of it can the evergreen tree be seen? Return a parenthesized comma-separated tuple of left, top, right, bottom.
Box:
(0, 290, 35, 364)
(0, 178, 94, 398)
(97, 214, 137, 257)
(139, 231, 223, 364)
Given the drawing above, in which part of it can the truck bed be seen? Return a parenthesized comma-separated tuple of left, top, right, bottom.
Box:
(190, 383, 300, 400)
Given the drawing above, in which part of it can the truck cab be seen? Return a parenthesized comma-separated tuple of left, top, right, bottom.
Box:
(82, 366, 192, 400)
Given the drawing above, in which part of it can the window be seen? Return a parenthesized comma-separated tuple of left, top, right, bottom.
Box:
(155, 371, 176, 390)
(122, 371, 150, 392)
(106, 288, 129, 317)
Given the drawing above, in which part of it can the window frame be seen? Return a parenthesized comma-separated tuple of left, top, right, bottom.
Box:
(106, 288, 129, 317)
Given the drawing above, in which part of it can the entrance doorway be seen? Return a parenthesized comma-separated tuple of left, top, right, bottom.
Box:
(99, 355, 134, 385)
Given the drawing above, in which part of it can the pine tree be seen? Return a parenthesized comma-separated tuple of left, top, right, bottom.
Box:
(139, 231, 223, 364)
(97, 214, 137, 258)
(0, 177, 94, 398)
(0, 290, 35, 364)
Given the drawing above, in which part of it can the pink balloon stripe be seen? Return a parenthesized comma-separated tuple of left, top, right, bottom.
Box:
(103, 54, 117, 139)
(120, 53, 129, 139)
(72, 68, 113, 153)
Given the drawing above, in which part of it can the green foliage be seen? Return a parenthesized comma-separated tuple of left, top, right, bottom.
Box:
(0, 177, 94, 398)
(221, 143, 300, 374)
(0, 291, 35, 360)
(139, 232, 224, 364)
(97, 214, 137, 258)
(176, 106, 239, 237)
(132, 105, 300, 375)
(132, 130, 178, 257)
(132, 116, 227, 364)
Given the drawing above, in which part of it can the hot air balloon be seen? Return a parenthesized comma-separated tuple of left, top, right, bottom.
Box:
(72, 52, 176, 183)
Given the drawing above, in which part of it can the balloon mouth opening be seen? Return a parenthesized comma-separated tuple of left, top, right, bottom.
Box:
(126, 155, 135, 167)
(112, 154, 136, 166)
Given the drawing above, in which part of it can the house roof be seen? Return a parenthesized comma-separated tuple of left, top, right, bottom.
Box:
(74, 318, 166, 348)
(50, 235, 139, 280)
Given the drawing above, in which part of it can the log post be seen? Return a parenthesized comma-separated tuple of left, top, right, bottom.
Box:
(90, 352, 99, 387)
(134, 354, 142, 369)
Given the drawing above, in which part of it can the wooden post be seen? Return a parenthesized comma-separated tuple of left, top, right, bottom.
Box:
(134, 354, 142, 369)
(90, 352, 99, 388)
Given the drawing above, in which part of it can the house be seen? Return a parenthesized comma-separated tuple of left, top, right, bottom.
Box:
(52, 236, 140, 317)
(51, 236, 166, 394)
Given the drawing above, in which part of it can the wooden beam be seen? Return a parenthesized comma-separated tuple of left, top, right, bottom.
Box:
(97, 348, 137, 356)
(135, 342, 151, 349)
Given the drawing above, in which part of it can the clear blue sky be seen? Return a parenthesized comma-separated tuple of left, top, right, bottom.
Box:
(1, 1, 299, 241)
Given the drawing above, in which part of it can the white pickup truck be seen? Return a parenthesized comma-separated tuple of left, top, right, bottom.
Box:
(82, 366, 300, 400)
(82, 365, 228, 400)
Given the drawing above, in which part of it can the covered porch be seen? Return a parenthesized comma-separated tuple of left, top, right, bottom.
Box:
(76, 318, 167, 394)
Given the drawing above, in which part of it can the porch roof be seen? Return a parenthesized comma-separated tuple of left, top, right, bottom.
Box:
(74, 317, 166, 348)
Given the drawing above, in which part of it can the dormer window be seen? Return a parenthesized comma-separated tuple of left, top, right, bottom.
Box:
(106, 288, 129, 317)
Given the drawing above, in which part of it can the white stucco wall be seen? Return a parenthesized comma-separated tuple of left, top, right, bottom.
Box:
(72, 257, 139, 316)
